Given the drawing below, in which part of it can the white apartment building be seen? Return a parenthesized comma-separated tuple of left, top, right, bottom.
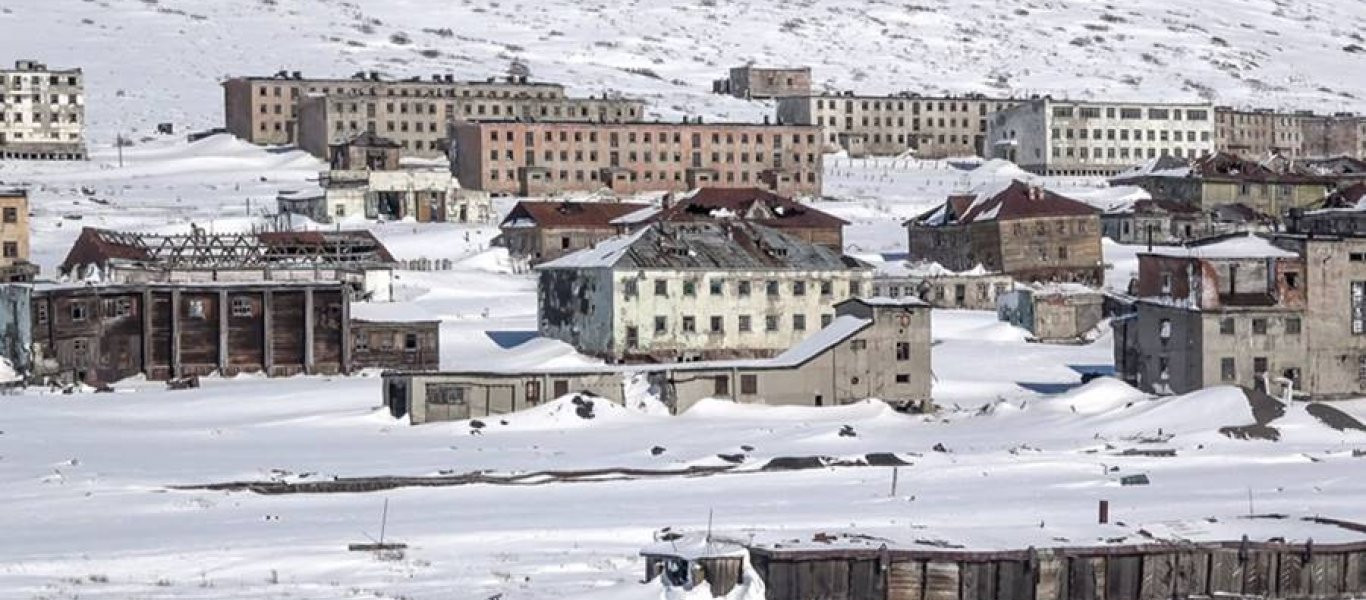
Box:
(986, 98, 1215, 176)
(0, 60, 85, 160)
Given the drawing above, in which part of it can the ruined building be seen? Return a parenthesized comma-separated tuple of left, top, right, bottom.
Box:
(536, 220, 872, 362)
(1110, 152, 1338, 217)
(713, 66, 812, 99)
(450, 119, 824, 197)
(907, 181, 1104, 285)
(777, 92, 1019, 158)
(0, 60, 85, 160)
(498, 200, 652, 266)
(0, 189, 37, 282)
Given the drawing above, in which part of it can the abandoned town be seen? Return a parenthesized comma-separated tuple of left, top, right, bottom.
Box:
(1, 1, 1366, 599)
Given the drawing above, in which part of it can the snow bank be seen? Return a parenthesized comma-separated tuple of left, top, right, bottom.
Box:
(1044, 377, 1151, 415)
(474, 394, 658, 431)
(679, 398, 898, 423)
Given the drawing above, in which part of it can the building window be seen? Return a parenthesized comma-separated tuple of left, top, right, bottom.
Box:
(525, 380, 541, 404)
(2, 242, 17, 258)
(740, 374, 758, 395)
(623, 279, 638, 297)
(1, 207, 15, 223)
(654, 280, 668, 297)
(850, 339, 867, 351)
(819, 281, 832, 296)
(427, 384, 468, 405)
(793, 314, 806, 331)
(1220, 317, 1235, 335)
(737, 281, 751, 297)
(765, 315, 779, 332)
(70, 302, 88, 322)
(709, 316, 723, 333)
(404, 333, 419, 351)
(1160, 272, 1172, 294)
(1252, 318, 1267, 335)
(1253, 356, 1268, 374)
(1354, 282, 1366, 334)
(354, 333, 369, 351)
(1285, 317, 1300, 335)
(1159, 319, 1171, 342)
(36, 302, 47, 325)
(766, 280, 779, 297)
(895, 342, 911, 361)
(231, 297, 252, 317)
(683, 280, 697, 296)
(714, 376, 730, 397)
(1221, 357, 1236, 382)
(821, 314, 833, 328)
(895, 374, 911, 384)
(792, 281, 806, 296)
(738, 315, 751, 332)
(709, 279, 724, 296)
(682, 316, 696, 333)
(626, 326, 639, 348)
(654, 316, 666, 333)
(187, 299, 206, 319)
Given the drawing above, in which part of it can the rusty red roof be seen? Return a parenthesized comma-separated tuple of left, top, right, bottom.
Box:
(956, 180, 1099, 223)
(500, 201, 652, 229)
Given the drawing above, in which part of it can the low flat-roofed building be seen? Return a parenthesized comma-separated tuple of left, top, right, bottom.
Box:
(713, 66, 811, 99)
(998, 283, 1105, 343)
(383, 297, 931, 423)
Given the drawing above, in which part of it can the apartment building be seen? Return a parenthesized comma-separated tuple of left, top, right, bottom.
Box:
(777, 92, 1019, 158)
(906, 181, 1105, 285)
(0, 189, 36, 282)
(713, 66, 811, 99)
(986, 98, 1215, 176)
(223, 72, 643, 157)
(536, 220, 872, 362)
(498, 200, 651, 265)
(0, 60, 85, 160)
(1114, 231, 1366, 399)
(451, 119, 824, 197)
(1213, 107, 1306, 159)
(1299, 112, 1365, 160)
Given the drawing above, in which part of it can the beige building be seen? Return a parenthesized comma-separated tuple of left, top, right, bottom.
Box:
(907, 181, 1105, 285)
(223, 72, 644, 157)
(383, 297, 932, 423)
(536, 220, 872, 362)
(987, 98, 1215, 176)
(0, 60, 85, 160)
(1111, 152, 1336, 216)
(451, 119, 824, 197)
(997, 283, 1104, 342)
(713, 66, 812, 99)
(871, 261, 1016, 311)
(1213, 107, 1305, 159)
(0, 189, 36, 281)
(777, 93, 1019, 158)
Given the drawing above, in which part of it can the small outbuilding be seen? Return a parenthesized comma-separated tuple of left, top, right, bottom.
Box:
(998, 283, 1104, 343)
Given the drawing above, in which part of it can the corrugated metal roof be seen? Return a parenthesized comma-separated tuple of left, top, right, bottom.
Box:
(538, 221, 867, 271)
(655, 187, 848, 229)
(499, 200, 652, 229)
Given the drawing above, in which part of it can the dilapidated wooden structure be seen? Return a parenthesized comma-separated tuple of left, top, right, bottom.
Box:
(741, 538, 1366, 600)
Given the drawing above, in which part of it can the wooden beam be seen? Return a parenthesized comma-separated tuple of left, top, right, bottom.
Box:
(303, 287, 315, 374)
(262, 289, 273, 375)
(218, 289, 229, 374)
(170, 289, 181, 378)
(340, 291, 351, 374)
(141, 289, 153, 378)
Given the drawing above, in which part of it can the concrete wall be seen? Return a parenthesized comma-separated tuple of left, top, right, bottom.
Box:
(0, 62, 85, 159)
(537, 267, 615, 356)
(781, 95, 1018, 158)
(873, 274, 1016, 311)
(726, 67, 811, 99)
(1297, 237, 1366, 397)
(1199, 179, 1331, 215)
(453, 121, 824, 197)
(0, 191, 30, 268)
(990, 100, 1215, 176)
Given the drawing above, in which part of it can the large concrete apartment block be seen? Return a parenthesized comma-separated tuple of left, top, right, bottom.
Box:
(1213, 107, 1307, 159)
(0, 60, 85, 160)
(986, 98, 1215, 176)
(714, 66, 811, 99)
(777, 93, 1019, 158)
(451, 120, 824, 197)
(223, 72, 643, 158)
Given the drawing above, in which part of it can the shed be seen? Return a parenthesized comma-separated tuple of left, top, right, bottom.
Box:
(998, 284, 1104, 343)
(640, 533, 755, 597)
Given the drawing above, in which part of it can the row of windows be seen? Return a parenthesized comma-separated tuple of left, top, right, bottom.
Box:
(0, 131, 81, 142)
(1052, 146, 1202, 161)
(0, 112, 81, 124)
(491, 168, 817, 184)
(0, 93, 80, 105)
(261, 83, 563, 101)
(815, 99, 1002, 115)
(819, 116, 988, 132)
(40, 297, 259, 325)
(353, 332, 420, 352)
(1052, 128, 1209, 143)
(0, 74, 80, 87)
(491, 149, 815, 166)
(626, 278, 857, 298)
(828, 133, 979, 147)
(642, 313, 831, 335)
(1053, 106, 1209, 121)
(483, 129, 818, 147)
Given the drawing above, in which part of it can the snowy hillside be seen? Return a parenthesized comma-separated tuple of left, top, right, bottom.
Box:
(1, 0, 1364, 143)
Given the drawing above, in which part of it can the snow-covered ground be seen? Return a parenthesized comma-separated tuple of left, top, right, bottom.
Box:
(1, 0, 1365, 597)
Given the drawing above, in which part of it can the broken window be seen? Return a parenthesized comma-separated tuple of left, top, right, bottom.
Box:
(354, 333, 370, 352)
(404, 333, 419, 351)
(1158, 356, 1170, 381)
(1160, 272, 1172, 294)
(231, 297, 253, 317)
(69, 302, 87, 322)
(1220, 317, 1235, 335)
(740, 374, 758, 395)
(709, 279, 724, 296)
(654, 280, 668, 297)
(709, 316, 723, 333)
(1254, 357, 1268, 374)
(1252, 318, 1267, 335)
(895, 342, 911, 361)
(1354, 282, 1366, 334)
(737, 281, 751, 297)
(1221, 357, 1236, 382)
(427, 384, 467, 405)
(1285, 318, 1300, 335)
(793, 314, 806, 331)
(682, 316, 696, 333)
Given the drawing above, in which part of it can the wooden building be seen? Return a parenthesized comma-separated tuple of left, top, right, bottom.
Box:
(651, 187, 848, 251)
(30, 282, 349, 384)
(907, 181, 1104, 285)
(497, 200, 651, 265)
(1110, 152, 1337, 217)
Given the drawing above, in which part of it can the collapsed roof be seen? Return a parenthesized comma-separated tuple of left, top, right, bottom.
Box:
(538, 220, 866, 271)
(60, 226, 397, 273)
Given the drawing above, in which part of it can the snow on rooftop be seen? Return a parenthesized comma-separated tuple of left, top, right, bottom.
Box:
(536, 227, 650, 269)
(608, 205, 661, 225)
(1144, 233, 1298, 260)
(350, 301, 441, 323)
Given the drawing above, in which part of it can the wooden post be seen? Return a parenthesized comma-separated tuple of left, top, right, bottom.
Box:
(340, 289, 351, 374)
(141, 289, 153, 378)
(170, 288, 181, 378)
(303, 287, 315, 374)
(262, 289, 274, 375)
(218, 290, 229, 375)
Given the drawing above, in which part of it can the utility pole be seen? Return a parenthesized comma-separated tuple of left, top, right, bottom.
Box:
(116, 133, 125, 168)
